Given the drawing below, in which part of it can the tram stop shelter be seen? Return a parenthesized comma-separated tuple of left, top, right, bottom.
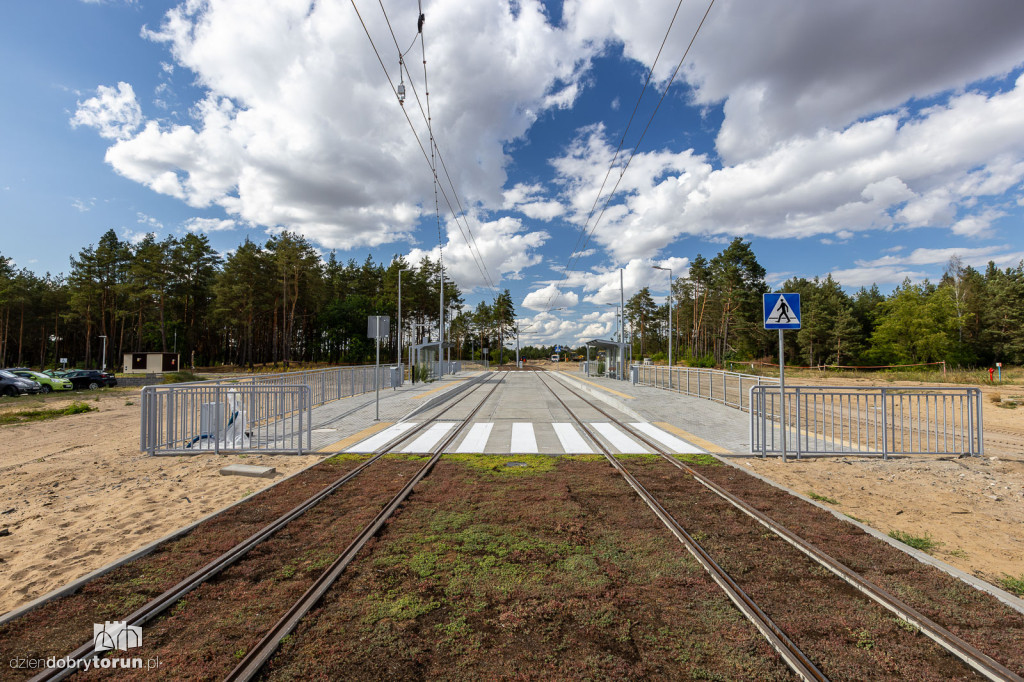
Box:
(583, 339, 630, 381)
(409, 341, 456, 381)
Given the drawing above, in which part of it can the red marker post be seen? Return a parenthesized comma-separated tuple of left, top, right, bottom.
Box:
(989, 367, 995, 383)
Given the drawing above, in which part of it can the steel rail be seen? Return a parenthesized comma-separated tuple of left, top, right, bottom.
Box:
(223, 371, 508, 681)
(547, 372, 1021, 682)
(534, 372, 828, 682)
(27, 372, 501, 682)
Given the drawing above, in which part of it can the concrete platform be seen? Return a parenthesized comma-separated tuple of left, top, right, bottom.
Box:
(219, 464, 277, 478)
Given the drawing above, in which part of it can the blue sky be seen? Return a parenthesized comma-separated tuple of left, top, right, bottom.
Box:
(3, 0, 1024, 346)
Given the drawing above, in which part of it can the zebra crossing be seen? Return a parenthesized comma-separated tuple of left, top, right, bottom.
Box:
(344, 420, 705, 455)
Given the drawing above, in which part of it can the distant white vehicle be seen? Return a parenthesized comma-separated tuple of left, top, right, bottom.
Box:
(550, 354, 560, 362)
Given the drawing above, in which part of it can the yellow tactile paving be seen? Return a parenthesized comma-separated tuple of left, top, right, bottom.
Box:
(410, 378, 467, 400)
(317, 422, 393, 452)
(554, 371, 635, 400)
(653, 422, 732, 454)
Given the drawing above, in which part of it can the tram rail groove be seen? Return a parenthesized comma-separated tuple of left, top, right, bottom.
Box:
(538, 370, 1023, 682)
(23, 372, 508, 682)
(534, 371, 828, 682)
(224, 372, 508, 681)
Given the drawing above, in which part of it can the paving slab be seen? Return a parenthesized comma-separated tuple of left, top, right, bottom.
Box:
(554, 369, 752, 454)
(219, 464, 277, 478)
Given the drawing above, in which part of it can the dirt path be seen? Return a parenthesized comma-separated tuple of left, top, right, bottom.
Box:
(0, 390, 322, 615)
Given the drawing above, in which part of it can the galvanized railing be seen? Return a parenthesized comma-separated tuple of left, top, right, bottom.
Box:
(750, 385, 984, 459)
(631, 364, 777, 412)
(186, 364, 403, 407)
(140, 383, 312, 455)
(140, 364, 410, 455)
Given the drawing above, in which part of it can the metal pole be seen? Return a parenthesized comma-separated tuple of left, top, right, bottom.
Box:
(438, 265, 444, 378)
(398, 269, 406, 367)
(375, 319, 381, 421)
(614, 266, 622, 339)
(779, 329, 787, 463)
(99, 335, 107, 372)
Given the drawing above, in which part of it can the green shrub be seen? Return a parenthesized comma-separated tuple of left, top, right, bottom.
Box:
(888, 529, 942, 552)
(162, 371, 204, 384)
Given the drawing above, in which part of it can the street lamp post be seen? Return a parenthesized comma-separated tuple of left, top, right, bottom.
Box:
(98, 335, 108, 372)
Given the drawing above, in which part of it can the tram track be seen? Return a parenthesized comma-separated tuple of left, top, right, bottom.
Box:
(224, 372, 507, 681)
(20, 372, 508, 682)
(535, 370, 1023, 681)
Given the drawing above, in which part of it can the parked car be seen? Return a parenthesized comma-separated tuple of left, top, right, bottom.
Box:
(0, 370, 42, 397)
(11, 370, 73, 393)
(65, 370, 118, 390)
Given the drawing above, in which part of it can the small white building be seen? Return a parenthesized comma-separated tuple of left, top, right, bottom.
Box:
(123, 352, 181, 374)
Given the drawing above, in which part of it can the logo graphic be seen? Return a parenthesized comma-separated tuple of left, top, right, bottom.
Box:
(93, 622, 143, 652)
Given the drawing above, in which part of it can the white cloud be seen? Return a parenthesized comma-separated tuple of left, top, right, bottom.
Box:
(71, 82, 142, 140)
(136, 212, 164, 229)
(502, 182, 565, 220)
(120, 229, 152, 245)
(97, 0, 594, 252)
(551, 76, 1024, 260)
(829, 245, 1024, 288)
(184, 217, 236, 232)
(406, 215, 549, 291)
(522, 284, 579, 311)
(567, 0, 1024, 163)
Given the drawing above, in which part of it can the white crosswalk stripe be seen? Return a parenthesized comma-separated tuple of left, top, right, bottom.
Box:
(345, 421, 699, 455)
(510, 422, 539, 453)
(629, 422, 703, 454)
(345, 422, 418, 452)
(590, 422, 650, 454)
(401, 422, 456, 453)
(552, 423, 594, 453)
(455, 422, 493, 453)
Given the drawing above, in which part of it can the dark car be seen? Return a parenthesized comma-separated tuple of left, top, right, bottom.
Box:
(65, 370, 118, 390)
(0, 370, 42, 397)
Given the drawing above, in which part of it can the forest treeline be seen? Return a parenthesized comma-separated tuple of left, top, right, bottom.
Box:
(2, 230, 1022, 371)
(0, 229, 517, 370)
(624, 238, 1024, 368)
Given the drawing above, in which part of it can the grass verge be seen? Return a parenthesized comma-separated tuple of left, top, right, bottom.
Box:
(807, 491, 839, 504)
(888, 529, 942, 553)
(0, 401, 96, 426)
(1000, 574, 1024, 597)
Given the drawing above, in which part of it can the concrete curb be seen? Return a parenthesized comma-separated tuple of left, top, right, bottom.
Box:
(549, 371, 648, 422)
(399, 372, 487, 423)
(712, 454, 1024, 617)
(0, 453, 333, 626)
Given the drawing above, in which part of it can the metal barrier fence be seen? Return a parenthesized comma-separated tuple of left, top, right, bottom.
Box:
(750, 385, 984, 459)
(140, 383, 312, 455)
(630, 364, 777, 412)
(140, 364, 408, 455)
(175, 364, 403, 407)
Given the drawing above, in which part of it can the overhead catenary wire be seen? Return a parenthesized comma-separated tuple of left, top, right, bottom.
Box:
(350, 0, 497, 292)
(544, 0, 718, 314)
(561, 0, 688, 275)
(372, 0, 500, 294)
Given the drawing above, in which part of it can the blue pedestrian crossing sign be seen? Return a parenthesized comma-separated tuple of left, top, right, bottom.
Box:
(763, 293, 801, 329)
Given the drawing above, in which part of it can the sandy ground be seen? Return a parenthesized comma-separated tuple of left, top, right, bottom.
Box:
(736, 377, 1024, 587)
(0, 377, 1022, 617)
(0, 389, 322, 615)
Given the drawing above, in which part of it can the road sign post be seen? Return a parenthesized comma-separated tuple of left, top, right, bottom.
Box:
(368, 316, 390, 420)
(763, 294, 801, 463)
